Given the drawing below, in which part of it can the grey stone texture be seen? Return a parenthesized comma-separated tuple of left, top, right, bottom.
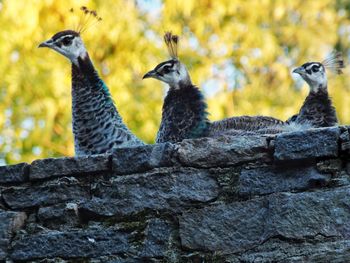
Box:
(0, 126, 349, 262)
(274, 127, 340, 161)
(0, 163, 29, 183)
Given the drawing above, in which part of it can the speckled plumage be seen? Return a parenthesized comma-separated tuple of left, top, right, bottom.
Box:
(156, 84, 210, 143)
(40, 29, 144, 155)
(71, 55, 144, 155)
(155, 83, 286, 142)
(287, 89, 338, 128)
(210, 115, 284, 136)
(145, 32, 286, 143)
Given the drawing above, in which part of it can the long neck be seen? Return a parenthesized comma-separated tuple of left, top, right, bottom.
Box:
(71, 53, 143, 155)
(156, 84, 210, 143)
(297, 87, 338, 128)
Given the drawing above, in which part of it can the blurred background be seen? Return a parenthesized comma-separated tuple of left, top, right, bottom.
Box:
(1, 0, 350, 164)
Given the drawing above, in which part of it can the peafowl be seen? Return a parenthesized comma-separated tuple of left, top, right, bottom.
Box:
(38, 7, 144, 155)
(143, 32, 285, 143)
(287, 52, 344, 128)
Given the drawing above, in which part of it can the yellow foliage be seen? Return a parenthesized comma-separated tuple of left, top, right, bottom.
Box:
(0, 0, 350, 164)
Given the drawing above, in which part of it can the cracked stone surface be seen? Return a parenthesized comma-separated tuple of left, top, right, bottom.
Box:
(0, 163, 29, 183)
(274, 127, 340, 161)
(179, 187, 350, 254)
(0, 127, 349, 261)
(78, 168, 219, 220)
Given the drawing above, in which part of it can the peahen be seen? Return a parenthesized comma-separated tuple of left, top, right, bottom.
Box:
(39, 7, 144, 155)
(143, 32, 285, 143)
(287, 52, 344, 128)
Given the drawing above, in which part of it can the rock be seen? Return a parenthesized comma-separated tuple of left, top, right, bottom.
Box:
(38, 202, 79, 229)
(30, 154, 110, 180)
(0, 187, 7, 210)
(181, 198, 268, 253)
(340, 128, 350, 151)
(346, 162, 350, 175)
(11, 228, 131, 261)
(239, 165, 331, 196)
(212, 167, 241, 200)
(179, 186, 350, 254)
(228, 239, 350, 263)
(0, 127, 349, 261)
(0, 239, 8, 260)
(139, 218, 173, 258)
(2, 180, 90, 209)
(0, 210, 27, 240)
(177, 136, 270, 168)
(0, 210, 27, 260)
(317, 159, 342, 174)
(266, 188, 350, 240)
(79, 168, 219, 220)
(274, 127, 340, 161)
(0, 163, 29, 184)
(112, 143, 176, 174)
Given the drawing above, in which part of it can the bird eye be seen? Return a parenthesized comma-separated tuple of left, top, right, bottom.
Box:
(163, 66, 171, 73)
(311, 65, 319, 73)
(62, 37, 73, 46)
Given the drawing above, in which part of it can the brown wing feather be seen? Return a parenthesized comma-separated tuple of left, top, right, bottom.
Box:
(209, 115, 284, 135)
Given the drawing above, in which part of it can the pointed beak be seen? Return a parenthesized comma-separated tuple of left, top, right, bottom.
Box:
(143, 69, 157, 79)
(38, 39, 54, 48)
(292, 67, 305, 75)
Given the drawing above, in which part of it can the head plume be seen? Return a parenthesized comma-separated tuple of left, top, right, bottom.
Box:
(322, 51, 345, 74)
(164, 32, 179, 59)
(70, 6, 102, 34)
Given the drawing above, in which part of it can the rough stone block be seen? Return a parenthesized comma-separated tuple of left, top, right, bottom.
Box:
(274, 127, 340, 161)
(0, 239, 8, 260)
(180, 186, 350, 254)
(2, 181, 89, 209)
(112, 143, 176, 174)
(181, 198, 267, 253)
(177, 136, 270, 168)
(239, 165, 331, 196)
(0, 163, 29, 184)
(38, 202, 79, 229)
(230, 239, 350, 263)
(139, 218, 173, 258)
(30, 154, 110, 180)
(0, 210, 27, 240)
(0, 210, 27, 260)
(267, 188, 350, 239)
(79, 168, 219, 219)
(11, 229, 131, 261)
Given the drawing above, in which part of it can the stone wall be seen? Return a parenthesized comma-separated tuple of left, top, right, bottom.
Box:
(0, 126, 350, 262)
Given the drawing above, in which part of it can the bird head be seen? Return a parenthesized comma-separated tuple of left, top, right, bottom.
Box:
(293, 62, 327, 92)
(38, 30, 87, 65)
(143, 58, 191, 88)
(143, 31, 191, 89)
(293, 52, 345, 92)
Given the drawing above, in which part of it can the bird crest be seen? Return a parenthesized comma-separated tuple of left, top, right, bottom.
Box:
(322, 51, 345, 74)
(164, 32, 179, 59)
(69, 6, 102, 34)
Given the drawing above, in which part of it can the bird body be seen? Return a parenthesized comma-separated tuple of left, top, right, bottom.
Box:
(288, 53, 344, 128)
(143, 32, 286, 143)
(156, 83, 209, 143)
(288, 88, 337, 128)
(39, 29, 144, 155)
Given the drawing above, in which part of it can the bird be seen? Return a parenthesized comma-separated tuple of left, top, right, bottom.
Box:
(287, 52, 344, 128)
(38, 7, 144, 155)
(143, 32, 285, 143)
(143, 53, 211, 143)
